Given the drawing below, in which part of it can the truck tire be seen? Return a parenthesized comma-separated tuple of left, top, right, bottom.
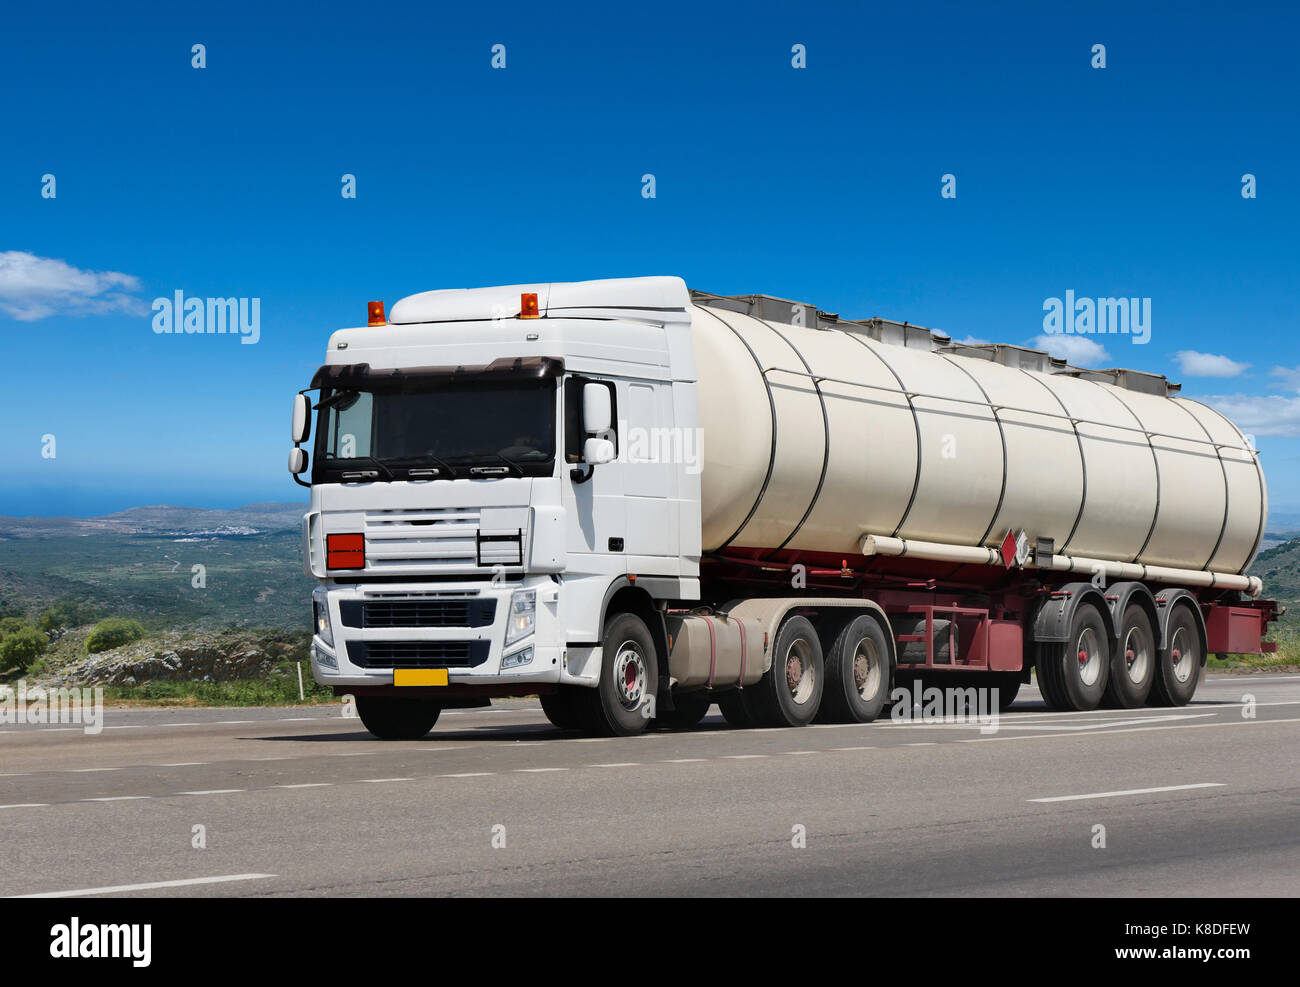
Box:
(355, 696, 441, 740)
(1103, 603, 1156, 708)
(748, 615, 824, 727)
(573, 612, 658, 736)
(540, 688, 582, 731)
(1149, 604, 1202, 707)
(717, 689, 758, 728)
(1036, 602, 1110, 711)
(654, 691, 712, 729)
(1033, 645, 1065, 710)
(819, 614, 892, 723)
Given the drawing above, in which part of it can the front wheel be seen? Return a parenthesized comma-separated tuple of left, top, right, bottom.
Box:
(355, 696, 441, 740)
(574, 612, 658, 736)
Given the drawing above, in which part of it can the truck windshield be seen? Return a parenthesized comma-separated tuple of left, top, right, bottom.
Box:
(312, 375, 556, 481)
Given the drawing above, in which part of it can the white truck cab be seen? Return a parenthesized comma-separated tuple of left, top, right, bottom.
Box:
(291, 277, 703, 738)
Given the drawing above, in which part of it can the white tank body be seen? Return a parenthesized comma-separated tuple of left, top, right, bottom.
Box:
(691, 302, 1266, 576)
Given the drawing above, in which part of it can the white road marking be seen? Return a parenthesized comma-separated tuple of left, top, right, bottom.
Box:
(273, 783, 331, 789)
(443, 772, 493, 778)
(9, 873, 277, 898)
(360, 778, 412, 783)
(1029, 783, 1225, 803)
(590, 762, 639, 768)
(662, 758, 706, 763)
(723, 754, 766, 760)
(82, 796, 150, 802)
(331, 752, 374, 757)
(964, 716, 1300, 744)
(159, 762, 208, 767)
(514, 767, 567, 773)
(178, 789, 245, 796)
(831, 746, 876, 752)
(64, 768, 118, 773)
(0, 803, 48, 810)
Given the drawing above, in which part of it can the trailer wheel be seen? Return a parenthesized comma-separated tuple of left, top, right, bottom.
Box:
(573, 612, 658, 736)
(748, 615, 824, 727)
(1036, 602, 1110, 711)
(355, 696, 441, 740)
(654, 691, 712, 730)
(819, 614, 892, 723)
(1033, 645, 1065, 710)
(1103, 604, 1156, 708)
(1149, 604, 1202, 707)
(717, 690, 759, 728)
(540, 688, 582, 731)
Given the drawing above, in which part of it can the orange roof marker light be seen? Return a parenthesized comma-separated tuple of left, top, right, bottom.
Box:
(367, 300, 386, 326)
(519, 292, 540, 319)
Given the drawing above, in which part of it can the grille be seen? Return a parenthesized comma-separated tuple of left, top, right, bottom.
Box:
(339, 598, 496, 629)
(346, 640, 490, 669)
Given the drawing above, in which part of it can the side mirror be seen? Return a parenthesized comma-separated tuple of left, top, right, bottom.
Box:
(288, 447, 308, 475)
(583, 437, 615, 465)
(583, 383, 612, 436)
(291, 394, 312, 444)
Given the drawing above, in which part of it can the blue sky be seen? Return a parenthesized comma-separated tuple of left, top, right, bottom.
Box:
(2, 1, 1297, 520)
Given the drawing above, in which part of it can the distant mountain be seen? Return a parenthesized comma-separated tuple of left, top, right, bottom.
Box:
(1249, 536, 1300, 607)
(0, 503, 306, 539)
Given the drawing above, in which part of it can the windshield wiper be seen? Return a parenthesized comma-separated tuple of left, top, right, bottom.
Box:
(334, 456, 395, 481)
(389, 454, 459, 480)
(465, 451, 525, 477)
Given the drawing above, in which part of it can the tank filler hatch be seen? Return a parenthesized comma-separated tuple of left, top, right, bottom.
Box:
(689, 289, 1182, 397)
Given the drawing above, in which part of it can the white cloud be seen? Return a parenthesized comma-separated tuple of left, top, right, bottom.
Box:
(0, 250, 147, 321)
(1172, 350, 1250, 377)
(1028, 333, 1110, 367)
(1197, 393, 1300, 438)
(1270, 365, 1300, 390)
(953, 334, 989, 345)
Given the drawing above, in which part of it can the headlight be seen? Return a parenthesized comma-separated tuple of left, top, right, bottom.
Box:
(504, 588, 536, 646)
(312, 586, 334, 647)
(501, 646, 533, 670)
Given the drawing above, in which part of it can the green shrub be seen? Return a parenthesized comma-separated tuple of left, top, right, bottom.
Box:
(0, 616, 30, 641)
(84, 617, 146, 654)
(0, 628, 47, 672)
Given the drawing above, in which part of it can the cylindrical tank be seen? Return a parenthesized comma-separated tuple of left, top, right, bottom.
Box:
(692, 303, 1266, 576)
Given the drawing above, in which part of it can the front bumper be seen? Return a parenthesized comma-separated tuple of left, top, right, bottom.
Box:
(309, 576, 562, 688)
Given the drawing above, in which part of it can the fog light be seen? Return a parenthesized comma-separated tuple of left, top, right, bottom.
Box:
(314, 645, 338, 670)
(501, 646, 533, 670)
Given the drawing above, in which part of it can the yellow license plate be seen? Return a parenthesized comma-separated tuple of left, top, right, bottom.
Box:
(394, 669, 449, 687)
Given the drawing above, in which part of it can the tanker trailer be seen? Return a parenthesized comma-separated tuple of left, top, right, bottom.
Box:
(291, 277, 1279, 739)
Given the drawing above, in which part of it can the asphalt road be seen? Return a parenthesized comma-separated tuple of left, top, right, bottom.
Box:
(1, 674, 1297, 897)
